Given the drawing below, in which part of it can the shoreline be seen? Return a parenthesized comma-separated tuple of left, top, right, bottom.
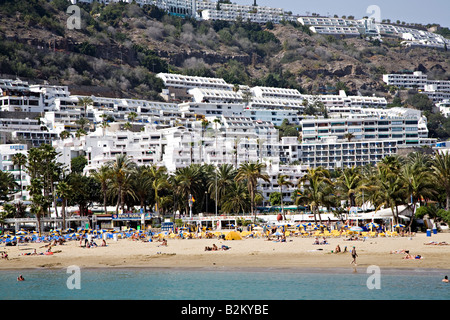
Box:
(1, 232, 449, 272)
(1, 266, 449, 275)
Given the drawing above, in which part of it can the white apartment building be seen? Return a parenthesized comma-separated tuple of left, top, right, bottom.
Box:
(29, 84, 71, 112)
(188, 87, 243, 104)
(383, 71, 450, 103)
(298, 16, 449, 47)
(383, 71, 431, 90)
(243, 108, 301, 126)
(201, 9, 288, 24)
(179, 101, 244, 117)
(0, 144, 30, 203)
(309, 26, 360, 37)
(261, 163, 308, 206)
(299, 108, 434, 170)
(0, 115, 59, 148)
(436, 99, 450, 117)
(157, 73, 233, 91)
(178, 101, 302, 126)
(423, 90, 450, 104)
(300, 137, 400, 170)
(0, 118, 41, 133)
(0, 79, 44, 113)
(251, 86, 303, 100)
(302, 91, 387, 109)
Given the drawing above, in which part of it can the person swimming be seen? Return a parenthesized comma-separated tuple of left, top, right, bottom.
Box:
(17, 275, 25, 281)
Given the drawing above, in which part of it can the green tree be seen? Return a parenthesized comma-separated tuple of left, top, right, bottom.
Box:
(235, 162, 270, 222)
(336, 166, 361, 209)
(90, 165, 112, 215)
(221, 181, 250, 214)
(55, 180, 72, 230)
(0, 171, 19, 203)
(269, 191, 281, 206)
(172, 165, 202, 216)
(12, 152, 27, 199)
(71, 155, 88, 174)
(77, 97, 93, 118)
(431, 151, 450, 210)
(277, 174, 293, 218)
(296, 167, 333, 224)
(207, 164, 236, 211)
(107, 154, 137, 214)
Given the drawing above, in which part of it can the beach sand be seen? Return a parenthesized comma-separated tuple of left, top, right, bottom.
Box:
(1, 232, 450, 271)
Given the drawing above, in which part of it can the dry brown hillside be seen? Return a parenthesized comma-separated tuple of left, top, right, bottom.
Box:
(0, 0, 449, 100)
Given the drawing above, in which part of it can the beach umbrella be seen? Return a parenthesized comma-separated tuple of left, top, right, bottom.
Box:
(393, 224, 405, 228)
(15, 230, 28, 235)
(64, 228, 75, 233)
(273, 231, 283, 236)
(350, 226, 363, 232)
(366, 222, 379, 230)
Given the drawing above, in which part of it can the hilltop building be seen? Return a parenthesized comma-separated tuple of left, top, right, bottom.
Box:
(383, 71, 450, 103)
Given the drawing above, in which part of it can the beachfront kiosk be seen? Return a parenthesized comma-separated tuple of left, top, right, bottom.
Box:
(181, 215, 240, 232)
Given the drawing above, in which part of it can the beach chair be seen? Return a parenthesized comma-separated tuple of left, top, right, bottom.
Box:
(378, 232, 385, 237)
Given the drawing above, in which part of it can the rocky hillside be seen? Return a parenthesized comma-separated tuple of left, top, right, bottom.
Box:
(0, 0, 449, 100)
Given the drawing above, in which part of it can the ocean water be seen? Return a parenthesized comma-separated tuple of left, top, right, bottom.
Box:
(0, 267, 449, 300)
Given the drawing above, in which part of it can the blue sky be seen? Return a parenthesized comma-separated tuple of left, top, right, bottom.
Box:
(232, 0, 449, 27)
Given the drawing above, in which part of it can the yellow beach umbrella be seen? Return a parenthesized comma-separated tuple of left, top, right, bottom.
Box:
(225, 231, 242, 240)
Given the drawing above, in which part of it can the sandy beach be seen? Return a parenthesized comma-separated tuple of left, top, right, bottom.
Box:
(1, 232, 450, 271)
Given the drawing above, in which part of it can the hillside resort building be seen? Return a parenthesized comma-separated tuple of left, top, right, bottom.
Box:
(0, 70, 441, 211)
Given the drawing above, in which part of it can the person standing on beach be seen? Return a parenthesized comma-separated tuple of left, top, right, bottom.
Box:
(351, 246, 358, 265)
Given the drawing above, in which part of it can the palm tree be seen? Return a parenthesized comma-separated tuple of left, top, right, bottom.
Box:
(400, 161, 435, 231)
(75, 117, 90, 132)
(59, 130, 71, 140)
(277, 174, 293, 219)
(107, 154, 137, 214)
(0, 171, 19, 202)
(207, 164, 236, 210)
(336, 166, 361, 210)
(235, 162, 270, 222)
(221, 181, 250, 214)
(297, 167, 333, 224)
(12, 153, 27, 199)
(152, 175, 170, 215)
(55, 181, 72, 230)
(172, 165, 202, 215)
(123, 122, 132, 131)
(371, 160, 406, 225)
(431, 151, 450, 210)
(200, 119, 210, 164)
(90, 165, 112, 215)
(344, 132, 355, 142)
(131, 165, 151, 211)
(127, 111, 138, 122)
(77, 97, 93, 118)
(75, 128, 87, 139)
(27, 178, 51, 236)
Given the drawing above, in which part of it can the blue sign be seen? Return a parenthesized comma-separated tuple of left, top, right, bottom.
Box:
(161, 222, 174, 231)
